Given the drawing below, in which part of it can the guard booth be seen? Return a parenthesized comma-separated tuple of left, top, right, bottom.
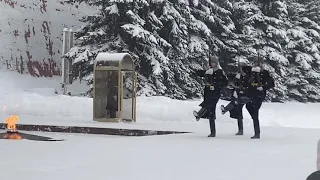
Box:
(93, 52, 137, 122)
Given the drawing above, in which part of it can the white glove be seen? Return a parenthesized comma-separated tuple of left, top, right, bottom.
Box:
(233, 91, 238, 98)
(257, 87, 263, 91)
(235, 73, 241, 79)
(210, 86, 215, 91)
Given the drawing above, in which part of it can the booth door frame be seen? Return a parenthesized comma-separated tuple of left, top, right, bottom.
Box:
(120, 70, 136, 122)
(133, 72, 137, 122)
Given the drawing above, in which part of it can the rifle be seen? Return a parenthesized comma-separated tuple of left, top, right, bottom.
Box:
(208, 39, 211, 67)
(257, 51, 262, 87)
(238, 58, 243, 90)
(234, 58, 242, 103)
(257, 34, 263, 87)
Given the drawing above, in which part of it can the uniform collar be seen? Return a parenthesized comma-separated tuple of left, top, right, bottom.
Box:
(252, 66, 261, 72)
(205, 67, 219, 74)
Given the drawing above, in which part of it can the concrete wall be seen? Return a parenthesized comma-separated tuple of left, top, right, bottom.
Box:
(0, 0, 97, 77)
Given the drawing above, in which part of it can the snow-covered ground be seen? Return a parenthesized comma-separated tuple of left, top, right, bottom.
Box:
(0, 70, 319, 180)
(1, 128, 318, 180)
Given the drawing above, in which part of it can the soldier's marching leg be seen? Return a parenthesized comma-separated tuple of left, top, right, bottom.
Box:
(246, 102, 259, 139)
(230, 104, 244, 135)
(249, 98, 263, 139)
(208, 97, 219, 137)
(251, 117, 260, 139)
(193, 107, 208, 121)
(208, 117, 216, 137)
(236, 118, 244, 135)
(220, 102, 235, 114)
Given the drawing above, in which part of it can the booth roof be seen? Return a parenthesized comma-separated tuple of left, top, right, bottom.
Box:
(95, 53, 131, 62)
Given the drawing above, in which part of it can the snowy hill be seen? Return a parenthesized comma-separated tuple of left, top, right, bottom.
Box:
(65, 0, 320, 102)
(0, 0, 97, 76)
(0, 69, 320, 180)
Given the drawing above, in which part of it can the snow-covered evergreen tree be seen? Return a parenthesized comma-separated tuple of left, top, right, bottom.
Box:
(64, 0, 320, 102)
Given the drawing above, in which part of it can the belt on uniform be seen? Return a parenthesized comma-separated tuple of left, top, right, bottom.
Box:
(251, 83, 259, 86)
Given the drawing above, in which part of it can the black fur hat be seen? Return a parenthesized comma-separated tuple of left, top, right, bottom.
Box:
(242, 65, 251, 74)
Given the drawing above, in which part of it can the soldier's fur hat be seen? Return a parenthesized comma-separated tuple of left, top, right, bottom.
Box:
(209, 55, 219, 64)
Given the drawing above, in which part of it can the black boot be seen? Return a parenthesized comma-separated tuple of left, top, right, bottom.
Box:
(251, 134, 260, 139)
(251, 118, 260, 139)
(193, 108, 207, 121)
(220, 102, 235, 115)
(235, 118, 243, 135)
(208, 118, 216, 137)
(220, 105, 226, 114)
(193, 111, 200, 121)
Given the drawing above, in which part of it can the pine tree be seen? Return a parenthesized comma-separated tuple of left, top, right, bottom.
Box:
(64, 0, 320, 102)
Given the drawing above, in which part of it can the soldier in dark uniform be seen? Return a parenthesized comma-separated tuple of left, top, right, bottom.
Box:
(193, 56, 228, 137)
(220, 64, 252, 135)
(246, 57, 275, 139)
